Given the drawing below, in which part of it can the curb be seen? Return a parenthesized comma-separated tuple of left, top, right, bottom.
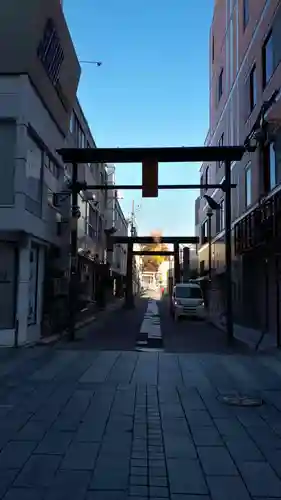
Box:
(207, 317, 277, 353)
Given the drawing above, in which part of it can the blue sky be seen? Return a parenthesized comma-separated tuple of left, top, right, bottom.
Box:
(63, 0, 213, 236)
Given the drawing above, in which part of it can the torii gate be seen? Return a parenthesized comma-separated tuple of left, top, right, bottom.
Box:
(58, 145, 246, 344)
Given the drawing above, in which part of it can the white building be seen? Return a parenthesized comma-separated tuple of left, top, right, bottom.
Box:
(67, 99, 108, 264)
(105, 165, 128, 288)
(0, 0, 80, 345)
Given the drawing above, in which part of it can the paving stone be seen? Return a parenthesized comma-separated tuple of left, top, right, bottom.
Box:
(14, 454, 61, 487)
(131, 458, 147, 467)
(130, 475, 148, 485)
(0, 441, 36, 469)
(149, 466, 167, 477)
(86, 493, 127, 500)
(61, 442, 99, 470)
(191, 426, 223, 446)
(35, 431, 73, 455)
(90, 458, 130, 490)
(164, 436, 197, 459)
(263, 448, 281, 476)
(214, 418, 248, 438)
(0, 469, 20, 498)
(129, 485, 148, 496)
(3, 489, 45, 500)
(238, 461, 281, 497)
(15, 420, 50, 441)
(149, 476, 168, 487)
(225, 438, 264, 463)
(167, 459, 208, 494)
(207, 475, 251, 500)
(171, 496, 210, 500)
(45, 470, 91, 500)
(185, 411, 213, 427)
(149, 459, 166, 467)
(131, 466, 148, 476)
(149, 486, 169, 497)
(198, 446, 239, 476)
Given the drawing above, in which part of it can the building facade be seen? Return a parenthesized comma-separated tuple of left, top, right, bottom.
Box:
(0, 0, 80, 345)
(0, 0, 129, 345)
(195, 0, 281, 340)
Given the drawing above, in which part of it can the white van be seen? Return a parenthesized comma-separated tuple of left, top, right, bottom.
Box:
(170, 283, 205, 321)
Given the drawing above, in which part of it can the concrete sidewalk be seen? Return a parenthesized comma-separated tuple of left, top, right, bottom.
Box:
(1, 347, 281, 498)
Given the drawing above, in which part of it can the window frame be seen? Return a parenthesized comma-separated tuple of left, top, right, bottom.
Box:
(245, 162, 252, 208)
(218, 68, 223, 102)
(249, 64, 257, 113)
(262, 30, 274, 88)
(243, 0, 249, 31)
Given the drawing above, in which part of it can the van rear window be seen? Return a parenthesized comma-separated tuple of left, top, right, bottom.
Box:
(175, 286, 202, 299)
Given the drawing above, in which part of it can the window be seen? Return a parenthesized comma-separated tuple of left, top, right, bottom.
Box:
(37, 19, 64, 86)
(200, 174, 204, 195)
(26, 135, 43, 217)
(269, 143, 277, 190)
(249, 64, 257, 112)
(245, 163, 252, 207)
(220, 199, 225, 231)
(69, 112, 75, 133)
(175, 286, 203, 299)
(262, 31, 274, 88)
(263, 142, 277, 193)
(216, 199, 225, 232)
(205, 166, 209, 190)
(218, 133, 224, 168)
(200, 220, 208, 244)
(218, 68, 223, 102)
(243, 0, 249, 30)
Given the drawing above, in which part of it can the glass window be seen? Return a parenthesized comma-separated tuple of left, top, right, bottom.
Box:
(220, 199, 225, 231)
(218, 133, 224, 168)
(243, 0, 249, 30)
(26, 135, 43, 215)
(262, 31, 274, 87)
(249, 65, 257, 112)
(69, 111, 75, 133)
(175, 286, 202, 299)
(269, 143, 277, 190)
(245, 164, 252, 207)
(218, 68, 223, 101)
(205, 166, 209, 190)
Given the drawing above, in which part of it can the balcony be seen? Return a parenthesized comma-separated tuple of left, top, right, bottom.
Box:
(234, 189, 281, 255)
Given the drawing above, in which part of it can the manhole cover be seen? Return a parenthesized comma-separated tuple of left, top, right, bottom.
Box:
(217, 395, 263, 407)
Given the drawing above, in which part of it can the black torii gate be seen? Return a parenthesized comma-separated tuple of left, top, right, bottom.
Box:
(108, 235, 199, 307)
(58, 145, 245, 344)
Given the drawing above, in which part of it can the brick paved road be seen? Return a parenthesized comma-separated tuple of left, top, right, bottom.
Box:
(1, 299, 281, 498)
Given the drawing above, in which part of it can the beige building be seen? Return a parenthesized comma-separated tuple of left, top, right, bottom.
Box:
(195, 0, 281, 340)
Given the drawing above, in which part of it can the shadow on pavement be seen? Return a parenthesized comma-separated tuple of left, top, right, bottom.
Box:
(56, 296, 148, 351)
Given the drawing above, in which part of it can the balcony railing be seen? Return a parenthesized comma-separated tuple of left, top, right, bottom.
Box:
(234, 189, 281, 254)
